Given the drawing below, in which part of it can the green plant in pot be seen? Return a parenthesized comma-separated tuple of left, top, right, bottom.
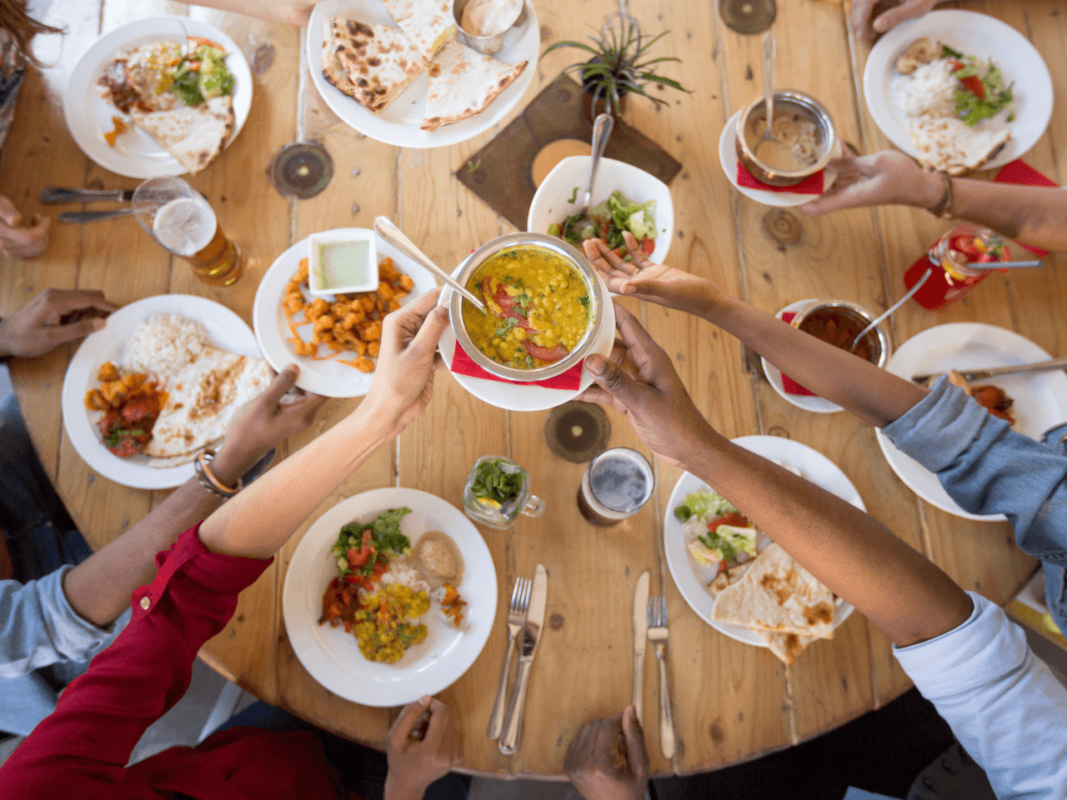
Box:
(543, 16, 688, 120)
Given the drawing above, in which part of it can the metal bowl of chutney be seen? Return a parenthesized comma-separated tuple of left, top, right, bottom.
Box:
(735, 90, 837, 187)
(788, 299, 891, 367)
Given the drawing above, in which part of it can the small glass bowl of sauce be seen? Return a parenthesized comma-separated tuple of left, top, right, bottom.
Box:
(788, 300, 891, 367)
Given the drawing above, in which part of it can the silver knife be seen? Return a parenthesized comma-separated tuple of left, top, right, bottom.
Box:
(632, 571, 649, 726)
(59, 209, 135, 224)
(911, 356, 1067, 386)
(499, 563, 547, 755)
(41, 187, 135, 204)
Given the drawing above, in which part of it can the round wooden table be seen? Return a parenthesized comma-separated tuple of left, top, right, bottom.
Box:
(4, 0, 1060, 779)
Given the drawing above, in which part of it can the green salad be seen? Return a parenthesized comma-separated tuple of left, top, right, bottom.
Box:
(331, 507, 412, 582)
(548, 190, 657, 259)
(675, 488, 757, 570)
(942, 44, 1015, 126)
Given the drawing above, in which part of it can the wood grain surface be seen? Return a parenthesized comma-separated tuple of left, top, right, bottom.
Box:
(1, 0, 1055, 778)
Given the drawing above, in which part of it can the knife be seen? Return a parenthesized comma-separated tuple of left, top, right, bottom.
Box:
(59, 209, 135, 224)
(911, 356, 1067, 387)
(632, 571, 649, 726)
(499, 563, 547, 755)
(41, 187, 135, 204)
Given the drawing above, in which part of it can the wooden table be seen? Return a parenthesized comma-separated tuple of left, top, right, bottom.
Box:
(3, 0, 1061, 779)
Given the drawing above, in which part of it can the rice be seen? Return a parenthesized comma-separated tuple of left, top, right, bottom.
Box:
(123, 313, 210, 377)
(894, 59, 957, 119)
(378, 557, 431, 596)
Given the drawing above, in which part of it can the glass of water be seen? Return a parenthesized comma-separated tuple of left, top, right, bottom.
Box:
(577, 447, 655, 526)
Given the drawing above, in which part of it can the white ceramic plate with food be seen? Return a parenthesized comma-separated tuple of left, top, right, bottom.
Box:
(863, 10, 1053, 172)
(61, 295, 259, 490)
(527, 156, 675, 265)
(283, 488, 497, 707)
(761, 299, 844, 414)
(437, 262, 616, 412)
(876, 323, 1067, 522)
(664, 436, 861, 647)
(253, 229, 439, 399)
(63, 16, 253, 179)
(307, 0, 538, 149)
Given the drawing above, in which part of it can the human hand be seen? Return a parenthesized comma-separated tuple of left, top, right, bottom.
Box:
(799, 151, 942, 216)
(385, 696, 461, 800)
(0, 288, 118, 359)
(850, 0, 941, 41)
(362, 288, 449, 436)
(565, 706, 649, 800)
(211, 365, 327, 485)
(187, 0, 316, 26)
(583, 233, 725, 320)
(578, 302, 717, 469)
(0, 195, 50, 258)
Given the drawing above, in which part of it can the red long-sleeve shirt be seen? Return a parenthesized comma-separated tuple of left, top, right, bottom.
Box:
(0, 525, 358, 799)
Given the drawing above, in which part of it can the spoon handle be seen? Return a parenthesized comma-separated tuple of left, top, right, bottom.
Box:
(373, 216, 486, 311)
(966, 259, 1044, 269)
(762, 33, 776, 129)
(583, 113, 614, 211)
(850, 267, 932, 352)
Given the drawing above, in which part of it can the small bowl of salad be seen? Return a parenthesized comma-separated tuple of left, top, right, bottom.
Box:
(527, 156, 674, 266)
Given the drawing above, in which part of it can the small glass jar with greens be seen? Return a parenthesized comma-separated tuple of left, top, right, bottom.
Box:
(462, 456, 544, 529)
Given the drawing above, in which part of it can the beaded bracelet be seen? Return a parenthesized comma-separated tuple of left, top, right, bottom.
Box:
(194, 449, 243, 499)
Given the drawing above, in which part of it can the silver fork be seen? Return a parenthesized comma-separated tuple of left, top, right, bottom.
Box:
(647, 597, 676, 759)
(486, 577, 531, 739)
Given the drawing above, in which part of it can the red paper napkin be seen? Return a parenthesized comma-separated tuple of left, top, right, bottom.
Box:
(737, 162, 825, 195)
(994, 160, 1059, 257)
(778, 313, 816, 396)
(450, 340, 584, 391)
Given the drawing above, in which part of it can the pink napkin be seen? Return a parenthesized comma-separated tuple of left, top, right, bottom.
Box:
(450, 341, 584, 391)
(778, 313, 816, 396)
(993, 160, 1059, 257)
(737, 162, 825, 195)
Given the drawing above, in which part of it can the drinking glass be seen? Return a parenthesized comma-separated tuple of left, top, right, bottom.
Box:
(462, 456, 544, 529)
(132, 176, 244, 286)
(904, 223, 1008, 311)
(577, 447, 655, 526)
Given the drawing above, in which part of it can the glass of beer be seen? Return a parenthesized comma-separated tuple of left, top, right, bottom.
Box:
(132, 177, 244, 286)
(577, 447, 655, 526)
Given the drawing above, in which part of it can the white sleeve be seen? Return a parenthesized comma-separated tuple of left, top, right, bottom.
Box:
(894, 592, 1067, 800)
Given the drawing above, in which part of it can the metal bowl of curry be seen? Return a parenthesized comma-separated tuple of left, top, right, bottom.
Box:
(735, 90, 836, 187)
(788, 299, 891, 368)
(450, 233, 606, 382)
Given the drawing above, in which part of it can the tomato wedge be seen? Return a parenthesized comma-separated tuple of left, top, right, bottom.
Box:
(522, 340, 570, 363)
(346, 529, 375, 569)
(948, 60, 986, 100)
(640, 237, 655, 255)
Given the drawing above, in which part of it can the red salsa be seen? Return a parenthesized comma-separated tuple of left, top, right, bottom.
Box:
(796, 307, 881, 364)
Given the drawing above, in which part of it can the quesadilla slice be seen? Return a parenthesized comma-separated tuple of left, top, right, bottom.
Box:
(381, 0, 457, 63)
(130, 95, 234, 175)
(421, 40, 526, 132)
(321, 22, 360, 100)
(909, 116, 1011, 176)
(711, 543, 836, 640)
(327, 18, 425, 114)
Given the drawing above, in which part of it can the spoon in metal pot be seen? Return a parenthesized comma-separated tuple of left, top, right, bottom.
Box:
(760, 33, 776, 146)
(565, 113, 614, 235)
(373, 216, 487, 313)
(848, 267, 932, 354)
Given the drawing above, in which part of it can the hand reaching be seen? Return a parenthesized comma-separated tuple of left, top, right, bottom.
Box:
(385, 696, 461, 800)
(582, 233, 725, 319)
(0, 195, 49, 258)
(850, 0, 942, 41)
(0, 289, 118, 359)
(578, 302, 717, 469)
(565, 706, 649, 800)
(799, 151, 941, 217)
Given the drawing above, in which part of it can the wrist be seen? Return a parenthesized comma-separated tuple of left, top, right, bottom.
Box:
(693, 283, 729, 322)
(209, 446, 263, 487)
(915, 169, 946, 211)
(384, 773, 427, 800)
(354, 396, 406, 442)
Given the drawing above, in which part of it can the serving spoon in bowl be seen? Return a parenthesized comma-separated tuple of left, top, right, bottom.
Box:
(562, 113, 614, 238)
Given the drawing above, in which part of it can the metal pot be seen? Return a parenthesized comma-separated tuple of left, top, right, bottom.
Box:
(788, 299, 892, 367)
(451, 0, 526, 55)
(735, 90, 836, 187)
(448, 233, 606, 382)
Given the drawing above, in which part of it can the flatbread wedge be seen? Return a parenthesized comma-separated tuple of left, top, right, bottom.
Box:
(756, 630, 815, 667)
(130, 95, 234, 175)
(909, 116, 1011, 176)
(711, 543, 836, 640)
(327, 17, 425, 114)
(421, 40, 526, 132)
(381, 0, 457, 63)
(321, 21, 360, 100)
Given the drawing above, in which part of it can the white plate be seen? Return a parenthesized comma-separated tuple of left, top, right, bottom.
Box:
(307, 0, 538, 148)
(718, 110, 835, 208)
(283, 488, 497, 707)
(761, 300, 844, 415)
(527, 156, 675, 264)
(876, 323, 1067, 521)
(252, 229, 439, 399)
(437, 262, 616, 412)
(61, 295, 260, 490)
(63, 16, 253, 179)
(664, 436, 861, 648)
(863, 10, 1053, 172)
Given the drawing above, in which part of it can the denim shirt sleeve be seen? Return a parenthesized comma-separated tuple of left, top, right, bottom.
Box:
(882, 375, 1067, 564)
(0, 566, 127, 678)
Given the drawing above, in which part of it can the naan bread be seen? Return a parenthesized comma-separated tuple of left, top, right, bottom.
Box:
(756, 630, 815, 667)
(144, 346, 273, 462)
(421, 40, 526, 131)
(130, 95, 234, 175)
(321, 22, 360, 100)
(909, 116, 1011, 176)
(707, 561, 752, 595)
(382, 0, 457, 63)
(327, 18, 425, 114)
(711, 543, 835, 640)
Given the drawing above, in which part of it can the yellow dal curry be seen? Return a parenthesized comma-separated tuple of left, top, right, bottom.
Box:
(462, 246, 592, 369)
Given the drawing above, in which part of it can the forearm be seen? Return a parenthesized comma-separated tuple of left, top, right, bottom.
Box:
(685, 431, 971, 646)
(950, 178, 1067, 252)
(707, 296, 928, 427)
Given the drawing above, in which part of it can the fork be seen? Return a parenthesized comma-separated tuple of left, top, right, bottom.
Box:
(486, 577, 531, 739)
(647, 597, 676, 759)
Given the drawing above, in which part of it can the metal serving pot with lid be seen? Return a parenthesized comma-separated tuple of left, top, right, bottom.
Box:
(788, 299, 892, 368)
(448, 232, 607, 382)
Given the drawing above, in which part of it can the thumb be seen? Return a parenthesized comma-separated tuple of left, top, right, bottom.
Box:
(622, 705, 648, 774)
(874, 1, 927, 32)
(49, 316, 106, 345)
(260, 364, 299, 405)
(0, 196, 21, 227)
(585, 353, 644, 407)
(620, 275, 671, 298)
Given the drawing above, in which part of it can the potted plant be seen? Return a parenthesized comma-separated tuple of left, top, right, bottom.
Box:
(543, 16, 688, 121)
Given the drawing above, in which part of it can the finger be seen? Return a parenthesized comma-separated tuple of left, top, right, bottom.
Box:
(259, 364, 299, 406)
(28, 215, 50, 238)
(797, 178, 883, 217)
(0, 195, 22, 227)
(874, 0, 928, 33)
(43, 290, 120, 321)
(389, 287, 443, 341)
(389, 696, 432, 748)
(621, 231, 651, 269)
(582, 238, 611, 272)
(584, 350, 651, 411)
(590, 237, 637, 275)
(612, 303, 661, 367)
(849, 0, 876, 39)
(406, 304, 450, 361)
(622, 705, 649, 777)
(564, 722, 595, 775)
(421, 697, 451, 751)
(45, 316, 106, 346)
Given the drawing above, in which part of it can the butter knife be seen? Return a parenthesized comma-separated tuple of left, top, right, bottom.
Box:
(499, 563, 547, 755)
(41, 187, 135, 204)
(911, 356, 1067, 387)
(632, 571, 649, 726)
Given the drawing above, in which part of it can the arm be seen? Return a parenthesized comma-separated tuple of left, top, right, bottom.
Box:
(174, 0, 315, 26)
(799, 152, 1067, 252)
(849, 0, 942, 41)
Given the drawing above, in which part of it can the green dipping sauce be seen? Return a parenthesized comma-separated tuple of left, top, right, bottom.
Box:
(315, 240, 372, 290)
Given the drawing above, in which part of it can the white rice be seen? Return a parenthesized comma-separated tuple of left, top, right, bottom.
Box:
(123, 313, 210, 377)
(893, 58, 957, 120)
(378, 557, 431, 596)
